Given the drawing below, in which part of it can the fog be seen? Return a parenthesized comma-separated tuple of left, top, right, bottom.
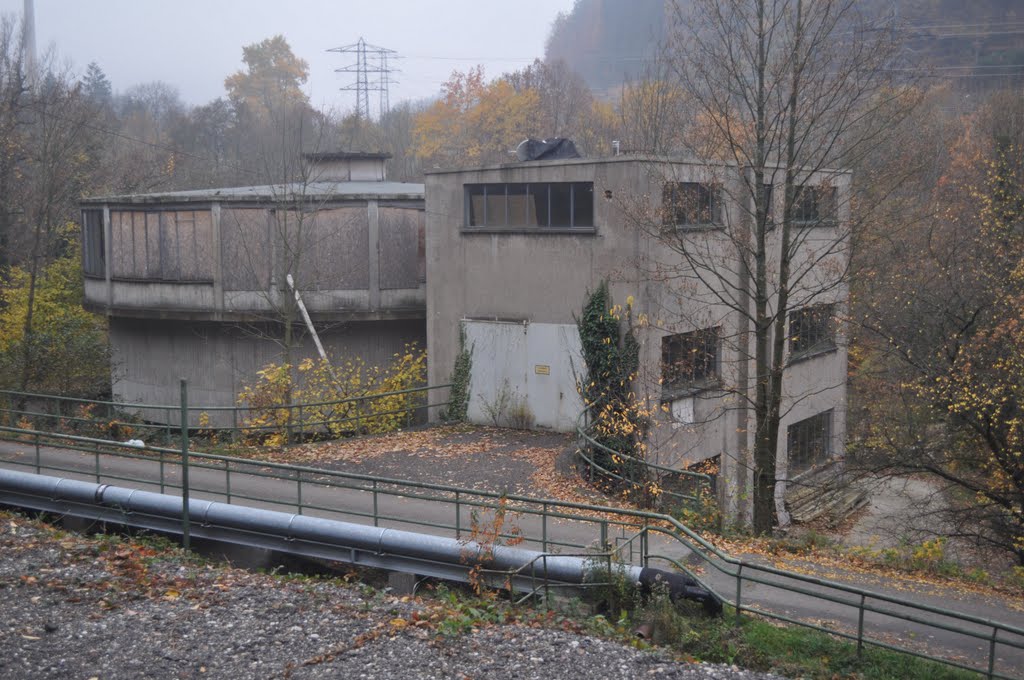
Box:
(0, 0, 575, 111)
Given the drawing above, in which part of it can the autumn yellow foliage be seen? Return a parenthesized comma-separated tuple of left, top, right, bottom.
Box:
(236, 343, 427, 446)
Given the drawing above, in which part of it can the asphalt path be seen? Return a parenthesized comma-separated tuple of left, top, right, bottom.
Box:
(1, 439, 1022, 676)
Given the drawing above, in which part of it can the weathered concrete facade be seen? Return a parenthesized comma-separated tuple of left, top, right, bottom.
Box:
(81, 154, 426, 419)
(425, 156, 850, 525)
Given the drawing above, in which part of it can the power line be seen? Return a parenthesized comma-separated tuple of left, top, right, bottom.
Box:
(328, 38, 400, 121)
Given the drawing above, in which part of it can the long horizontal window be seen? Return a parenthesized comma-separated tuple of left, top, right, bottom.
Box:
(465, 182, 594, 229)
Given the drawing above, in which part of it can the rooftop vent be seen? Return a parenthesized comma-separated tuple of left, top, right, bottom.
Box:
(515, 138, 581, 162)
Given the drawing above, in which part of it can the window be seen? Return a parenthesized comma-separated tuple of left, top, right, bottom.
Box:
(110, 209, 214, 281)
(788, 304, 836, 357)
(761, 184, 774, 224)
(82, 209, 105, 277)
(663, 182, 720, 227)
(465, 182, 594, 229)
(662, 327, 720, 395)
(787, 410, 833, 473)
(793, 185, 837, 224)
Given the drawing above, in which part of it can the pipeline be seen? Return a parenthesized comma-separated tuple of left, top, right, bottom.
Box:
(0, 469, 721, 613)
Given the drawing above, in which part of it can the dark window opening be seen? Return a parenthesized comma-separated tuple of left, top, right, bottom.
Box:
(762, 184, 774, 224)
(787, 410, 833, 473)
(464, 182, 594, 229)
(789, 303, 836, 357)
(793, 185, 837, 224)
(82, 209, 105, 277)
(661, 327, 720, 394)
(663, 182, 720, 227)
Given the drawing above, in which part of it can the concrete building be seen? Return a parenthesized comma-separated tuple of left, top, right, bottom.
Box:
(425, 155, 850, 524)
(81, 153, 425, 419)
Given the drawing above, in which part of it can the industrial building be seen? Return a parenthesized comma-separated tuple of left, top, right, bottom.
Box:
(424, 155, 850, 523)
(80, 152, 425, 420)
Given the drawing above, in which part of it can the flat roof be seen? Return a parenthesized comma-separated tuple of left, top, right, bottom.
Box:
(303, 151, 392, 161)
(423, 154, 849, 177)
(82, 180, 425, 205)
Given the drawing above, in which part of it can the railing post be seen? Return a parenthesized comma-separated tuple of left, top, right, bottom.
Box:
(988, 626, 998, 679)
(542, 502, 548, 553)
(600, 520, 608, 552)
(159, 451, 165, 494)
(165, 408, 172, 446)
(180, 379, 191, 551)
(641, 525, 649, 568)
(231, 408, 238, 444)
(94, 441, 100, 483)
(296, 470, 303, 515)
(857, 593, 866, 656)
(224, 460, 231, 503)
(34, 431, 40, 474)
(297, 404, 304, 443)
(455, 491, 461, 539)
(735, 563, 743, 625)
(286, 403, 293, 444)
(372, 479, 379, 527)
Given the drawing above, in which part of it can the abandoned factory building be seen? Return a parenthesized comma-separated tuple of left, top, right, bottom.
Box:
(80, 152, 425, 420)
(424, 155, 850, 523)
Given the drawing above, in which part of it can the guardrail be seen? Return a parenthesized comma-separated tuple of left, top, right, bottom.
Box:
(574, 406, 714, 513)
(0, 384, 452, 445)
(0, 422, 1022, 678)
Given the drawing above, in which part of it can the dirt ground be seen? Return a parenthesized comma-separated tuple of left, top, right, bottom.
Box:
(247, 424, 609, 506)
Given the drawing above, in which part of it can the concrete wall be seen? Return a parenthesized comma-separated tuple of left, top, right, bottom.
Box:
(109, 317, 426, 426)
(86, 199, 425, 320)
(426, 157, 851, 525)
(464, 320, 584, 431)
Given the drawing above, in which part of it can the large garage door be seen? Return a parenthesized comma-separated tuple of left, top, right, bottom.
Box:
(464, 320, 585, 432)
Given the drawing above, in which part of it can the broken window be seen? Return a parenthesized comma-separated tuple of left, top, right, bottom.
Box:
(661, 327, 720, 395)
(789, 303, 836, 357)
(787, 410, 833, 473)
(465, 182, 594, 229)
(82, 209, 105, 277)
(662, 182, 720, 227)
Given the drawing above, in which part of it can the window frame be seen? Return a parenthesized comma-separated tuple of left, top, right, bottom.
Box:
(662, 181, 722, 229)
(81, 209, 105, 278)
(463, 181, 595, 233)
(661, 326, 721, 399)
(792, 184, 838, 226)
(788, 303, 837, 361)
(786, 409, 833, 474)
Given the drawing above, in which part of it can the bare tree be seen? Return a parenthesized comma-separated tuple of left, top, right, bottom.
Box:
(0, 14, 27, 270)
(630, 0, 916, 532)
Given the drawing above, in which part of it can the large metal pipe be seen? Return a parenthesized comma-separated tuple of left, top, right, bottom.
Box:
(0, 469, 721, 613)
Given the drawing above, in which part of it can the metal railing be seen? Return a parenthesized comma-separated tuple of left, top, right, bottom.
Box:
(575, 405, 715, 512)
(0, 420, 1022, 678)
(0, 384, 452, 446)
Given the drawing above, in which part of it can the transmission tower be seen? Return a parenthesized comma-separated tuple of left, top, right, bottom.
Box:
(328, 38, 399, 121)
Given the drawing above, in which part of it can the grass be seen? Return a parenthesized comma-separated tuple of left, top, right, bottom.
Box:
(680, 612, 980, 679)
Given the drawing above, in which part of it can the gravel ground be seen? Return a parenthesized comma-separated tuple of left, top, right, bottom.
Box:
(0, 512, 784, 680)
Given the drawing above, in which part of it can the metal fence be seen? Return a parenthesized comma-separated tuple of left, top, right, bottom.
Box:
(575, 407, 715, 513)
(0, 384, 452, 446)
(0, 410, 1022, 678)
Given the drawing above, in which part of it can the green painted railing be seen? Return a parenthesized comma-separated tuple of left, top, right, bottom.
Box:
(0, 384, 452, 445)
(0, 415, 1022, 678)
(574, 404, 714, 513)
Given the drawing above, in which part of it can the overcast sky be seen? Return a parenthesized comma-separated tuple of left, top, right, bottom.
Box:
(1, 0, 575, 113)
